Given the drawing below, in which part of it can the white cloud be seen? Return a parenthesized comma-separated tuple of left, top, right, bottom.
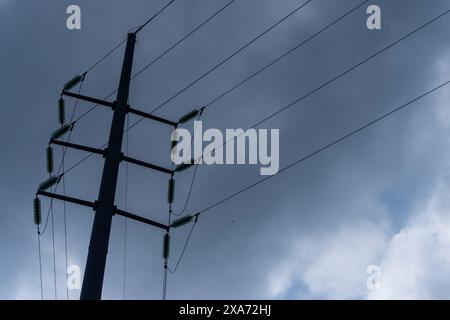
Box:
(301, 221, 388, 299)
(369, 182, 450, 299)
(267, 181, 450, 300)
(267, 220, 389, 299)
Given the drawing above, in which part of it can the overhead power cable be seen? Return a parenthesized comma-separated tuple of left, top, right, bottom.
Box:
(36, 227, 44, 300)
(202, 0, 370, 111)
(134, 0, 177, 35)
(161, 9, 450, 273)
(74, 0, 235, 124)
(132, 0, 236, 80)
(168, 220, 197, 274)
(60, 3, 448, 187)
(60, 0, 313, 175)
(172, 111, 204, 217)
(84, 39, 127, 75)
(189, 9, 450, 172)
(54, 8, 450, 237)
(165, 79, 450, 275)
(40, 80, 85, 235)
(50, 190, 57, 300)
(126, 0, 313, 131)
(196, 80, 450, 216)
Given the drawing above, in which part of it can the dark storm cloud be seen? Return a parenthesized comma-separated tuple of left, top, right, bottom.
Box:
(1, 0, 449, 299)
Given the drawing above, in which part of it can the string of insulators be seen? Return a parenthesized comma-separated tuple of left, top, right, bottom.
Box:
(58, 98, 66, 125)
(51, 122, 73, 140)
(171, 215, 194, 228)
(63, 74, 83, 91)
(163, 233, 170, 260)
(46, 146, 54, 174)
(175, 160, 196, 172)
(167, 177, 175, 204)
(33, 197, 42, 225)
(38, 175, 60, 191)
(178, 109, 200, 124)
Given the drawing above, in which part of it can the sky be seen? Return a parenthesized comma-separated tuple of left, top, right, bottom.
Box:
(1, 0, 450, 300)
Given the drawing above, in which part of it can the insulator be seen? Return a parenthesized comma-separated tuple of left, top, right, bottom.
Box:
(178, 109, 199, 124)
(38, 176, 60, 191)
(33, 197, 42, 225)
(58, 98, 66, 125)
(51, 123, 72, 140)
(163, 233, 170, 260)
(175, 160, 195, 172)
(167, 177, 175, 204)
(171, 215, 193, 228)
(63, 74, 83, 91)
(46, 146, 54, 174)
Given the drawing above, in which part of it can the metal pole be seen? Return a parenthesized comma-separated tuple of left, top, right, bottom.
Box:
(80, 32, 136, 300)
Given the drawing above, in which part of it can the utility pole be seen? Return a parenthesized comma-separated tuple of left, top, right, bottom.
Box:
(35, 30, 200, 300)
(81, 32, 136, 300)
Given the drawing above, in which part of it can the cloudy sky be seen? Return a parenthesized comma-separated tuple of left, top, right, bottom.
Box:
(1, 0, 450, 300)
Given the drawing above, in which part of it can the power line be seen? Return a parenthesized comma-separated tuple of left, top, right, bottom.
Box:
(164, 112, 203, 298)
(196, 80, 450, 216)
(40, 80, 85, 235)
(162, 254, 168, 299)
(73, 0, 234, 125)
(162, 10, 450, 273)
(61, 147, 69, 300)
(58, 8, 450, 195)
(131, 0, 235, 80)
(190, 9, 450, 171)
(36, 226, 43, 300)
(126, 0, 313, 131)
(65, 0, 232, 171)
(134, 0, 176, 35)
(59, 0, 315, 182)
(37, 79, 84, 302)
(163, 173, 174, 300)
(249, 9, 450, 129)
(65, 0, 178, 123)
(124, 0, 369, 134)
(59, 0, 360, 179)
(172, 164, 199, 217)
(45, 78, 86, 301)
(84, 39, 127, 74)
(161, 80, 450, 273)
(202, 0, 370, 111)
(163, 114, 206, 297)
(172, 112, 204, 217)
(67, 0, 178, 124)
(61, 0, 312, 176)
(60, 81, 85, 300)
(168, 219, 197, 274)
(50, 184, 57, 300)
